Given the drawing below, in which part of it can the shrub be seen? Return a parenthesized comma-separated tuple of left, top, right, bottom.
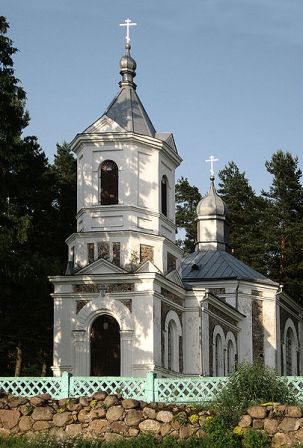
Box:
(212, 361, 295, 426)
(202, 415, 242, 448)
(242, 428, 270, 448)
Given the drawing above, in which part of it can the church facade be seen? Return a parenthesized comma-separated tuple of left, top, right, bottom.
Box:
(49, 39, 303, 379)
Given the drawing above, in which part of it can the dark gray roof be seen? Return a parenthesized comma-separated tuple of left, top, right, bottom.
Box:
(104, 86, 156, 137)
(181, 250, 277, 286)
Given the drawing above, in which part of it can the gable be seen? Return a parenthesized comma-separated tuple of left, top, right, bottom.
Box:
(166, 269, 184, 287)
(134, 260, 161, 273)
(84, 115, 126, 134)
(76, 258, 126, 275)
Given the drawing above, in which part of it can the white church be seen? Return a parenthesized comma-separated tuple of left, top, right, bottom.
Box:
(49, 22, 303, 378)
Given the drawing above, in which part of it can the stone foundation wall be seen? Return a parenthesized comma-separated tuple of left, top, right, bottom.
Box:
(238, 404, 303, 447)
(1, 393, 303, 447)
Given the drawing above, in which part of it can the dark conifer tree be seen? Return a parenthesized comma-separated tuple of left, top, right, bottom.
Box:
(50, 142, 77, 274)
(218, 161, 267, 272)
(0, 16, 53, 375)
(175, 176, 201, 253)
(262, 150, 303, 302)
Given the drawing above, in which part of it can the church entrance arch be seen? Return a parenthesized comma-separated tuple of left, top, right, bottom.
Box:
(90, 314, 120, 376)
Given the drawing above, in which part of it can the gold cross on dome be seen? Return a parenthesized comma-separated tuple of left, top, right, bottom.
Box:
(205, 155, 219, 176)
(119, 18, 137, 44)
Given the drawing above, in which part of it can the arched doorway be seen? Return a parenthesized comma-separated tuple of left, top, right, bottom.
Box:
(90, 315, 120, 376)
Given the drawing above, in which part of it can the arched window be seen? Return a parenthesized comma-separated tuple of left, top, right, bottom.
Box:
(215, 334, 224, 376)
(213, 325, 225, 376)
(164, 310, 182, 373)
(283, 318, 299, 376)
(161, 175, 168, 216)
(100, 160, 118, 205)
(168, 320, 176, 371)
(227, 339, 235, 374)
(226, 332, 237, 375)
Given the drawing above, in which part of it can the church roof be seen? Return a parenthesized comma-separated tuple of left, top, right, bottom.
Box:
(181, 250, 277, 286)
(104, 86, 156, 137)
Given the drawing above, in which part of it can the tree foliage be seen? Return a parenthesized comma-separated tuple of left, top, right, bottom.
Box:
(175, 176, 201, 253)
(262, 150, 303, 299)
(0, 17, 76, 375)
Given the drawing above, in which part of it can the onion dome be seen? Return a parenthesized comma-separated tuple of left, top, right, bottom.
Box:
(119, 42, 137, 89)
(196, 175, 228, 217)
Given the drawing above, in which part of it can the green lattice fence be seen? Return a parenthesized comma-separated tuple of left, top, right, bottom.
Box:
(70, 376, 146, 400)
(155, 376, 227, 403)
(1, 373, 303, 403)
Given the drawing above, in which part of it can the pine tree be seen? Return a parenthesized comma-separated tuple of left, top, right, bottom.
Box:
(50, 142, 77, 274)
(175, 177, 201, 253)
(218, 161, 267, 271)
(0, 17, 53, 375)
(262, 150, 303, 301)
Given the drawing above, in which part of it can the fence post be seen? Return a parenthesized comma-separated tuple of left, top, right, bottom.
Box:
(60, 372, 72, 399)
(145, 371, 156, 403)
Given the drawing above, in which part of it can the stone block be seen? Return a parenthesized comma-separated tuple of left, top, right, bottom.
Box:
(87, 419, 108, 434)
(247, 406, 267, 419)
(79, 397, 90, 407)
(129, 427, 139, 437)
(160, 423, 172, 436)
(31, 406, 54, 421)
(0, 428, 10, 439)
(271, 432, 291, 448)
(53, 412, 72, 427)
(125, 409, 142, 426)
(0, 409, 20, 429)
(264, 418, 278, 435)
(30, 396, 46, 407)
(143, 407, 156, 419)
(78, 409, 89, 422)
(139, 419, 161, 433)
(106, 405, 124, 421)
(122, 399, 140, 409)
(238, 415, 252, 428)
(48, 427, 67, 441)
(92, 392, 107, 401)
(156, 411, 173, 423)
(89, 408, 106, 419)
(9, 397, 28, 408)
(32, 420, 52, 431)
(110, 421, 127, 435)
(19, 416, 33, 431)
(295, 427, 303, 442)
(279, 417, 300, 432)
(104, 395, 119, 407)
(252, 418, 264, 429)
(286, 406, 302, 418)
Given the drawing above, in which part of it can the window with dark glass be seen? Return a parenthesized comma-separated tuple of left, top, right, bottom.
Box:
(161, 175, 168, 216)
(286, 327, 294, 375)
(100, 160, 118, 205)
(87, 243, 95, 264)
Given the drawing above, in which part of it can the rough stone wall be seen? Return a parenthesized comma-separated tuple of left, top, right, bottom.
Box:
(1, 395, 303, 447)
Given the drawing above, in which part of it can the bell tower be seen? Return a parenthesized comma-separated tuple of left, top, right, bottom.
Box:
(66, 29, 182, 274)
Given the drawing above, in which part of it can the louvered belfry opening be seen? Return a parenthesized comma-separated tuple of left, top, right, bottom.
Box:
(161, 175, 168, 216)
(100, 160, 118, 205)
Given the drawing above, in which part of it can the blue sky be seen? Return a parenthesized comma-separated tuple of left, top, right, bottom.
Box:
(2, 0, 303, 195)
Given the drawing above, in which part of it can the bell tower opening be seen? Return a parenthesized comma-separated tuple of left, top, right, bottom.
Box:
(90, 315, 120, 376)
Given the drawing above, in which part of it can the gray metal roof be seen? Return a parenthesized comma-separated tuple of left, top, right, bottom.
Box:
(104, 86, 156, 137)
(181, 250, 277, 286)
